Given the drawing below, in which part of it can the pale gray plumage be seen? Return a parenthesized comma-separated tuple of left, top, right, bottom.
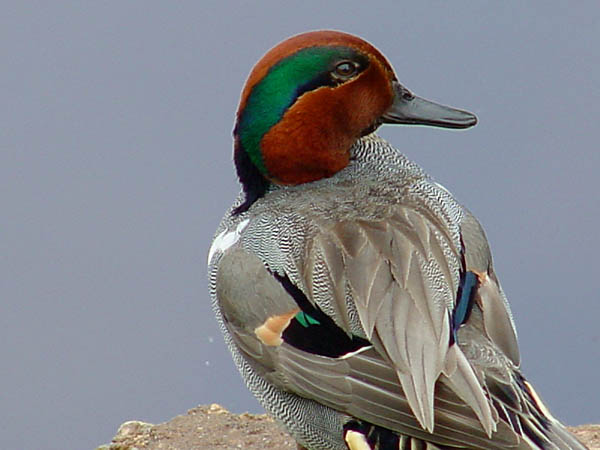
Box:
(208, 134, 587, 450)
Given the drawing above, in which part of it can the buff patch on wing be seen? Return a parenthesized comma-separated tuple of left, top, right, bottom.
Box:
(254, 309, 300, 346)
(344, 430, 371, 450)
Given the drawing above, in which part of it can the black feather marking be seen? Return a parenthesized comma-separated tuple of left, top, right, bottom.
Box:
(516, 374, 551, 430)
(344, 420, 400, 450)
(507, 408, 523, 436)
(522, 421, 550, 449)
(232, 137, 270, 215)
(488, 381, 520, 410)
(271, 272, 370, 358)
(344, 419, 460, 450)
(493, 398, 510, 425)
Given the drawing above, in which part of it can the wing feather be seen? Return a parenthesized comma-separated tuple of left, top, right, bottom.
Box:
(306, 206, 494, 432)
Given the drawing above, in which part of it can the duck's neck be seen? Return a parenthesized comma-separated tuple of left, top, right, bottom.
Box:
(233, 142, 270, 215)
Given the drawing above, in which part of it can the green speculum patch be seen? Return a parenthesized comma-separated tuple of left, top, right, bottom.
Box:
(295, 311, 321, 327)
(237, 46, 363, 175)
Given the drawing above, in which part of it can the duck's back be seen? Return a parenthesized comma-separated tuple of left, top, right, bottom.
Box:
(209, 135, 586, 450)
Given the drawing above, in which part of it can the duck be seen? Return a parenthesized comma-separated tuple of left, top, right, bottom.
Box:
(207, 30, 587, 450)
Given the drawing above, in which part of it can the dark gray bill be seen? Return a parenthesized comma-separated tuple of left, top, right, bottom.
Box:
(381, 82, 477, 129)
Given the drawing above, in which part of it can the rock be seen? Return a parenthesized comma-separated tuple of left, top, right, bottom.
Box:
(571, 425, 600, 450)
(96, 404, 296, 449)
(97, 405, 599, 449)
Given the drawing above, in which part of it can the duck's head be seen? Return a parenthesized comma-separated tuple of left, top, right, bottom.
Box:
(233, 30, 477, 213)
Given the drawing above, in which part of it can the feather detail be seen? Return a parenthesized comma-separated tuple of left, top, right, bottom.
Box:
(314, 207, 480, 433)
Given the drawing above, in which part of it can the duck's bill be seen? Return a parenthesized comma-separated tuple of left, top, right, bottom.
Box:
(381, 82, 477, 129)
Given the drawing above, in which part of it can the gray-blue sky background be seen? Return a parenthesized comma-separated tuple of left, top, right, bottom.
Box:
(1, 2, 598, 449)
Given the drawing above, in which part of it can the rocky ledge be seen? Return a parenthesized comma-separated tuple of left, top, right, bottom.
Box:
(97, 404, 599, 450)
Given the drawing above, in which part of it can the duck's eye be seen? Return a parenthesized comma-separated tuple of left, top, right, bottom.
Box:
(333, 61, 358, 79)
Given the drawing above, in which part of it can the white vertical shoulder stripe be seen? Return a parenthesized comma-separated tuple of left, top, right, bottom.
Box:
(207, 219, 250, 265)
